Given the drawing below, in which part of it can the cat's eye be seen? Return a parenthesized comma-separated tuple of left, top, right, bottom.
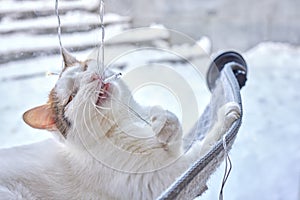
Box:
(68, 95, 73, 102)
(65, 95, 73, 106)
(83, 64, 88, 71)
(66, 93, 76, 105)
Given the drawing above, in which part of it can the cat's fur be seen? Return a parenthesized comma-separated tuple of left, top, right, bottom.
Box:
(0, 49, 241, 200)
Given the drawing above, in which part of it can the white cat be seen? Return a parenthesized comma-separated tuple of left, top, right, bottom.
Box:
(0, 49, 240, 200)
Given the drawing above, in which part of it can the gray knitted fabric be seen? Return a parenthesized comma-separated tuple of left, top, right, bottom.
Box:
(158, 64, 243, 200)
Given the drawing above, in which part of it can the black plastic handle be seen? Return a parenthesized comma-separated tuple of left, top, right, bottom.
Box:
(206, 51, 247, 91)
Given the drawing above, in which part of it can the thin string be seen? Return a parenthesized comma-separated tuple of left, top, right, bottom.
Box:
(106, 90, 151, 126)
(55, 0, 65, 69)
(95, 84, 151, 126)
(219, 135, 232, 200)
(55, 0, 63, 56)
(95, 1, 149, 126)
(97, 0, 105, 75)
(54, 0, 148, 126)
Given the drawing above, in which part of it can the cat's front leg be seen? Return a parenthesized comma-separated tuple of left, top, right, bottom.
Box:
(199, 102, 241, 155)
(150, 106, 182, 148)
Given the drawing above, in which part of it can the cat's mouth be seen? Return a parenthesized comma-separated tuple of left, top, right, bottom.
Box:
(96, 83, 110, 105)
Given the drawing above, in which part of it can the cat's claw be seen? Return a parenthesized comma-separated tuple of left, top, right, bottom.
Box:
(199, 102, 241, 155)
(218, 102, 241, 130)
(150, 106, 167, 136)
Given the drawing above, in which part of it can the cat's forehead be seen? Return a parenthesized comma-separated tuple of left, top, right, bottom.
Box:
(60, 59, 98, 76)
(84, 59, 98, 72)
(62, 64, 81, 77)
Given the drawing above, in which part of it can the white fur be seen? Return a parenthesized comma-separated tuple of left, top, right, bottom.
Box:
(0, 59, 241, 199)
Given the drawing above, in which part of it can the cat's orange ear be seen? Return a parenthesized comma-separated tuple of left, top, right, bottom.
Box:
(23, 104, 56, 130)
(62, 48, 79, 68)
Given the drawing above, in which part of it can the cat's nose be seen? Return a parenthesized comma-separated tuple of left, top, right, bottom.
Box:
(88, 73, 106, 86)
(91, 73, 102, 82)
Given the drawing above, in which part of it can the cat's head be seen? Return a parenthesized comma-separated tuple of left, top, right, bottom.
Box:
(23, 49, 130, 142)
(23, 49, 184, 172)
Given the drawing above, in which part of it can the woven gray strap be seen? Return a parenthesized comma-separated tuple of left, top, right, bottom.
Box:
(158, 63, 244, 200)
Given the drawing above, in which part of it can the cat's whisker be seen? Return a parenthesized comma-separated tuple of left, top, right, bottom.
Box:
(93, 105, 114, 125)
(46, 71, 60, 76)
(91, 87, 150, 126)
(89, 98, 112, 122)
(102, 90, 151, 126)
(94, 104, 111, 110)
(95, 88, 105, 93)
(87, 100, 104, 139)
(81, 99, 97, 137)
(94, 108, 107, 118)
(71, 93, 89, 131)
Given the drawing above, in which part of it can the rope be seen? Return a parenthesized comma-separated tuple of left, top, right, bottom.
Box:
(55, 0, 63, 56)
(219, 135, 233, 200)
(97, 0, 105, 75)
(55, 0, 65, 69)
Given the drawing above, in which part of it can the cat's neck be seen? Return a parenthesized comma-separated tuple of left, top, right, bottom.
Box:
(64, 120, 183, 175)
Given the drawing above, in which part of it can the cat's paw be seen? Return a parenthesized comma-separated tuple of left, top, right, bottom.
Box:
(150, 106, 182, 146)
(199, 102, 241, 155)
(217, 102, 241, 131)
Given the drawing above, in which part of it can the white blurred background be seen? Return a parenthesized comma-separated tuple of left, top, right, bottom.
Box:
(0, 0, 299, 199)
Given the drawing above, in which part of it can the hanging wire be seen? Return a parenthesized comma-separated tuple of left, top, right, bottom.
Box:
(219, 135, 233, 200)
(55, 0, 63, 56)
(54, 0, 149, 126)
(97, 0, 105, 75)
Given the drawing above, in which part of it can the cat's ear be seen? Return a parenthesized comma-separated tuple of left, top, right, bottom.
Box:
(62, 48, 79, 68)
(23, 104, 56, 130)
